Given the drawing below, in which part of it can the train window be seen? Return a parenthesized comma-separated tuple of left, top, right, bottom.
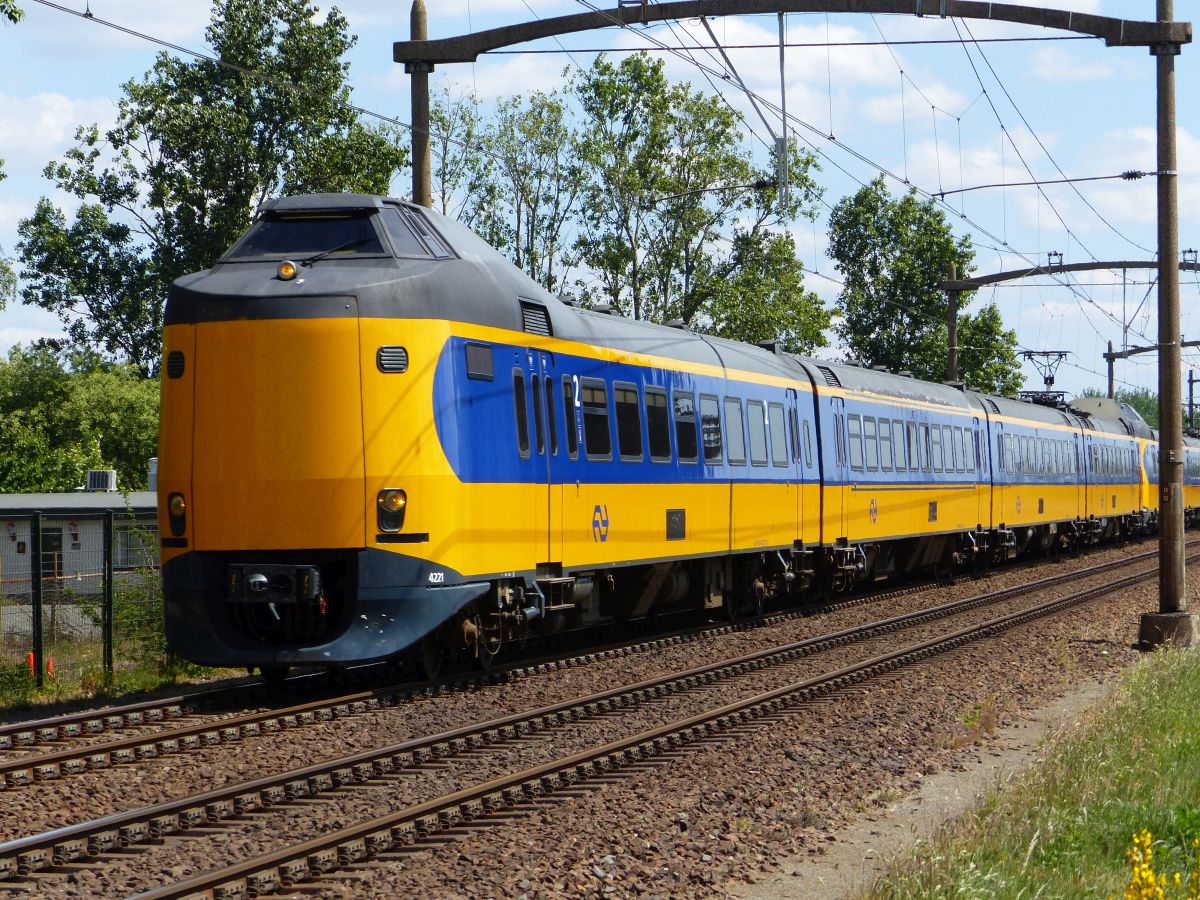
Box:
(582, 379, 612, 461)
(646, 389, 672, 463)
(931, 426, 943, 473)
(465, 343, 494, 381)
(834, 415, 845, 466)
(906, 422, 918, 473)
(966, 430, 976, 472)
(919, 424, 932, 472)
(513, 370, 530, 459)
(879, 420, 894, 471)
(381, 206, 441, 258)
(951, 427, 963, 473)
(892, 419, 905, 471)
(747, 402, 769, 467)
(768, 402, 788, 467)
(788, 408, 801, 463)
(562, 377, 578, 460)
(614, 383, 643, 462)
(532, 375, 545, 455)
(228, 211, 385, 259)
(545, 378, 558, 456)
(725, 398, 747, 466)
(944, 426, 956, 473)
(674, 391, 699, 463)
(863, 417, 879, 471)
(700, 394, 723, 463)
(847, 415, 864, 470)
(803, 420, 814, 468)
(399, 207, 453, 258)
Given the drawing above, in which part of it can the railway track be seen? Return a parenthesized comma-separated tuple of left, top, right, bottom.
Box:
(0, 542, 1161, 769)
(0, 548, 1174, 891)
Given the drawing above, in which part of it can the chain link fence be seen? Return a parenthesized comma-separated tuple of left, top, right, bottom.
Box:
(1, 511, 162, 695)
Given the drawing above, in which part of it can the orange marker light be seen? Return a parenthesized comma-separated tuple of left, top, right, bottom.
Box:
(277, 260, 298, 280)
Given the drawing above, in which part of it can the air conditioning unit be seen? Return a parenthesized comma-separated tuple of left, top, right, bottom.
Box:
(87, 469, 119, 492)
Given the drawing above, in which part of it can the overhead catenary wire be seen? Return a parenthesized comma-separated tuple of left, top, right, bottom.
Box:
(568, 1, 1140, 353)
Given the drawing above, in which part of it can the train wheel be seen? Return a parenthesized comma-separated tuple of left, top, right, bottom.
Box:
(418, 632, 445, 681)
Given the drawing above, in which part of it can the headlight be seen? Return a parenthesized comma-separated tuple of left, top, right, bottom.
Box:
(377, 489, 407, 532)
(167, 492, 187, 536)
(277, 260, 298, 280)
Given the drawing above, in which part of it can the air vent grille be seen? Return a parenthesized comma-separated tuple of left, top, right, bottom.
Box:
(816, 365, 841, 388)
(377, 346, 409, 373)
(520, 301, 552, 336)
(166, 351, 185, 379)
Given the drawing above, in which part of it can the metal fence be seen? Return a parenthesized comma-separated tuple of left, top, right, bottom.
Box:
(0, 511, 161, 690)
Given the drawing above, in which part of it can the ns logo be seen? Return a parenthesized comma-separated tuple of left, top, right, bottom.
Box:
(592, 504, 610, 543)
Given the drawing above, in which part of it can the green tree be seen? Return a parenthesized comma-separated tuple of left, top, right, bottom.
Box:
(699, 230, 829, 353)
(491, 89, 582, 295)
(573, 54, 673, 321)
(17, 0, 407, 374)
(0, 343, 158, 492)
(827, 176, 1021, 391)
(571, 54, 827, 352)
(956, 302, 1023, 395)
(1, 1, 21, 24)
(429, 83, 506, 249)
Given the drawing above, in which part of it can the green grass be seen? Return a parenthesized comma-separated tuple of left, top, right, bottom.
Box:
(866, 649, 1200, 899)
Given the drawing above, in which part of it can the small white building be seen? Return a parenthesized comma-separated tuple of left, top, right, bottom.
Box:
(0, 490, 157, 601)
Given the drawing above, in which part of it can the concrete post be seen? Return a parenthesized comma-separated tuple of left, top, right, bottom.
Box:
(408, 0, 433, 208)
(1141, 0, 1197, 648)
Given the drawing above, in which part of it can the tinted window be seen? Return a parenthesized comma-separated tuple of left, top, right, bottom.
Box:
(646, 389, 671, 462)
(229, 213, 385, 259)
(562, 377, 577, 459)
(582, 380, 611, 460)
(943, 426, 955, 472)
(788, 408, 801, 463)
(381, 206, 438, 257)
(465, 343, 493, 381)
(893, 419, 906, 470)
(614, 383, 643, 461)
(747, 401, 768, 467)
(931, 426, 943, 472)
(768, 402, 788, 467)
(864, 417, 879, 471)
(545, 377, 557, 455)
(513, 370, 529, 458)
(675, 391, 699, 463)
(532, 375, 545, 454)
(906, 422, 918, 472)
(700, 395, 722, 463)
(847, 415, 864, 470)
(399, 207, 452, 257)
(920, 424, 931, 472)
(803, 420, 813, 468)
(725, 398, 746, 465)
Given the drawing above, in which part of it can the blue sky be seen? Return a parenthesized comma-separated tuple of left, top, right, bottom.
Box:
(1, 0, 1197, 398)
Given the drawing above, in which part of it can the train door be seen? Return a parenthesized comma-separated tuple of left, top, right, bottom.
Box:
(529, 351, 561, 567)
(989, 420, 1005, 531)
(829, 397, 849, 539)
(781, 389, 802, 540)
(971, 416, 984, 528)
(1073, 432, 1086, 523)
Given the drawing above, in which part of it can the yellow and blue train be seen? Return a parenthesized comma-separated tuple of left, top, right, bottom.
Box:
(157, 193, 1196, 676)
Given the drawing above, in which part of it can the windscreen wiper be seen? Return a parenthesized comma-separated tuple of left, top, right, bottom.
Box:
(299, 237, 376, 267)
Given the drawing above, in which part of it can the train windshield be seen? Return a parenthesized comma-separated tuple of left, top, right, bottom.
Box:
(227, 213, 386, 259)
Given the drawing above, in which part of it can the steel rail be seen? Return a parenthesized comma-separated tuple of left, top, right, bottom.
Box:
(0, 548, 1163, 790)
(133, 562, 1164, 900)
(0, 538, 1142, 754)
(0, 548, 1167, 880)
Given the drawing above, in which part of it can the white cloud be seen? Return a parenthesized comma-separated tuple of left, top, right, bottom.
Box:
(0, 93, 119, 177)
(1028, 46, 1112, 82)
